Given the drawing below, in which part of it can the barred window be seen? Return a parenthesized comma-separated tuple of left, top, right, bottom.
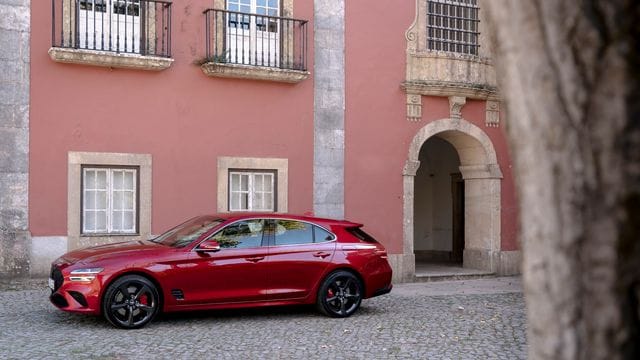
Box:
(426, 0, 480, 55)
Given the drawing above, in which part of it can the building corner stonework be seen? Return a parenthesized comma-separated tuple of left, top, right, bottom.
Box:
(313, 0, 345, 220)
(0, 0, 31, 278)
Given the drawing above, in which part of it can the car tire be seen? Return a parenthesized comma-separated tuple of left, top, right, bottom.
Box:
(316, 270, 363, 318)
(102, 274, 160, 329)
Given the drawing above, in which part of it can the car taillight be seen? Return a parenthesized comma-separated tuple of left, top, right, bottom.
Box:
(375, 249, 388, 259)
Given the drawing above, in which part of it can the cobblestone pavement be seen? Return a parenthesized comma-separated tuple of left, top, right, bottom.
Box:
(0, 277, 526, 359)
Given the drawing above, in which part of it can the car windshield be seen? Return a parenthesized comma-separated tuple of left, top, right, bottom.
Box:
(151, 216, 225, 248)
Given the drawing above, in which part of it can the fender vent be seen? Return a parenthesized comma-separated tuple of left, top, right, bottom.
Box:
(171, 289, 184, 300)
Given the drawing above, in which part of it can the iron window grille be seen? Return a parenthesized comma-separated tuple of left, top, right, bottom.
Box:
(204, 8, 308, 71)
(426, 0, 480, 56)
(51, 0, 172, 57)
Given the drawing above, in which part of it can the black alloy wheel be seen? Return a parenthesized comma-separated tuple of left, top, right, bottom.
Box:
(317, 270, 363, 317)
(102, 275, 160, 329)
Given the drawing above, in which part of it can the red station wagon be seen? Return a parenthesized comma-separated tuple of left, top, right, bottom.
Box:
(49, 214, 393, 329)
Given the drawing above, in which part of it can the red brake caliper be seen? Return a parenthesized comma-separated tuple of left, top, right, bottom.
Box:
(139, 294, 148, 306)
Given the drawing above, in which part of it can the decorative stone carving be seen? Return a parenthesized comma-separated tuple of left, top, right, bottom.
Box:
(406, 93, 422, 121)
(403, 160, 421, 176)
(449, 96, 466, 119)
(402, 81, 498, 99)
(402, 1, 500, 107)
(486, 100, 500, 127)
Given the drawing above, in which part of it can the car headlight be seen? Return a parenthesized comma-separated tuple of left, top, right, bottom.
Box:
(69, 268, 104, 282)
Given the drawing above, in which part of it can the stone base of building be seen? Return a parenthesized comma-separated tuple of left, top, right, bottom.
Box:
(389, 250, 521, 283)
(463, 249, 522, 275)
(29, 236, 68, 276)
(497, 250, 522, 275)
(388, 253, 416, 283)
(0, 230, 31, 278)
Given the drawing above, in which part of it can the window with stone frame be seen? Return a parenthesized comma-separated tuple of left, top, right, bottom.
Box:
(217, 157, 288, 213)
(81, 166, 139, 235)
(426, 0, 480, 55)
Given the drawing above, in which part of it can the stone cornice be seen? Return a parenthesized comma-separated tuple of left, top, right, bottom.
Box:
(401, 80, 500, 101)
(201, 62, 310, 83)
(409, 50, 493, 65)
(48, 47, 173, 71)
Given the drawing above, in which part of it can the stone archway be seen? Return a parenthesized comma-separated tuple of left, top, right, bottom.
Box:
(397, 118, 503, 281)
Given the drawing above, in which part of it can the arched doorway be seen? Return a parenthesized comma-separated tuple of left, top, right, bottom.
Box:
(402, 119, 502, 277)
(414, 136, 464, 265)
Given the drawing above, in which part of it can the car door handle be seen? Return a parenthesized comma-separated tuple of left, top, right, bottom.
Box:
(245, 256, 265, 263)
(313, 252, 331, 259)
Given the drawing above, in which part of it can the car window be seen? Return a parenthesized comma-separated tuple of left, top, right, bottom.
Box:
(152, 216, 224, 248)
(209, 219, 265, 249)
(273, 220, 314, 246)
(346, 227, 379, 243)
(313, 226, 335, 243)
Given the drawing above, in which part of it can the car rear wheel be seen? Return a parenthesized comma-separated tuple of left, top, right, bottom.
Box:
(102, 275, 160, 329)
(316, 270, 363, 317)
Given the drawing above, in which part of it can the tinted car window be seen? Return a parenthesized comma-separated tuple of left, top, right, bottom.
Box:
(346, 227, 378, 243)
(274, 220, 313, 245)
(313, 226, 335, 243)
(209, 219, 265, 249)
(152, 216, 224, 248)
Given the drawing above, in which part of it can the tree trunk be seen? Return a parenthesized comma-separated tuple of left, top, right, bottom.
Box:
(484, 1, 640, 359)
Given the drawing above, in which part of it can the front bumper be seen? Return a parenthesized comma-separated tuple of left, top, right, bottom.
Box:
(49, 265, 102, 315)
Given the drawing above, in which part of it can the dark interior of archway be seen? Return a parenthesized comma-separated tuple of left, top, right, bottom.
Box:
(414, 136, 464, 265)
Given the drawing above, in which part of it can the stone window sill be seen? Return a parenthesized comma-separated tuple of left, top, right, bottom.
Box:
(201, 62, 309, 83)
(49, 47, 174, 71)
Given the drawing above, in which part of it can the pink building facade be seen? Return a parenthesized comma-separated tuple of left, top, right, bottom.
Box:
(0, 0, 520, 281)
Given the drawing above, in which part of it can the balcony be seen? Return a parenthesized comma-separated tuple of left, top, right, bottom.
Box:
(202, 8, 309, 83)
(49, 0, 173, 71)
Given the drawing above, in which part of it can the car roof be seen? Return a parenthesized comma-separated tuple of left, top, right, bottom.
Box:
(210, 213, 362, 228)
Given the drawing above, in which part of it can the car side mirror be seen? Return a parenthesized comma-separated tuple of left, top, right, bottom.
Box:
(196, 240, 221, 252)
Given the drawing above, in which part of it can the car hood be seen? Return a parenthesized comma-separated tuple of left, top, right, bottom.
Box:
(56, 240, 164, 265)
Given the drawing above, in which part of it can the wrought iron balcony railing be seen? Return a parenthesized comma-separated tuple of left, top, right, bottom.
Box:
(204, 8, 308, 71)
(51, 0, 172, 57)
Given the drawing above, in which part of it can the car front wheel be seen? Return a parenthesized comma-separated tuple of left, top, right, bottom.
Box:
(102, 275, 160, 329)
(316, 270, 363, 317)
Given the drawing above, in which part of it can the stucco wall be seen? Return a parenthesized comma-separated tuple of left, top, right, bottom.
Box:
(29, 0, 314, 237)
(343, 0, 519, 265)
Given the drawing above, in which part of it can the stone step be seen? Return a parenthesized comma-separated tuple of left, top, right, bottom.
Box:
(413, 271, 496, 283)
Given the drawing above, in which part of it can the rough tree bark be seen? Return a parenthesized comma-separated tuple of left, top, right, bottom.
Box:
(484, 1, 640, 359)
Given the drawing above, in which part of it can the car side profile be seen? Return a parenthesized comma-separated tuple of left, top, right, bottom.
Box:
(49, 214, 393, 328)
